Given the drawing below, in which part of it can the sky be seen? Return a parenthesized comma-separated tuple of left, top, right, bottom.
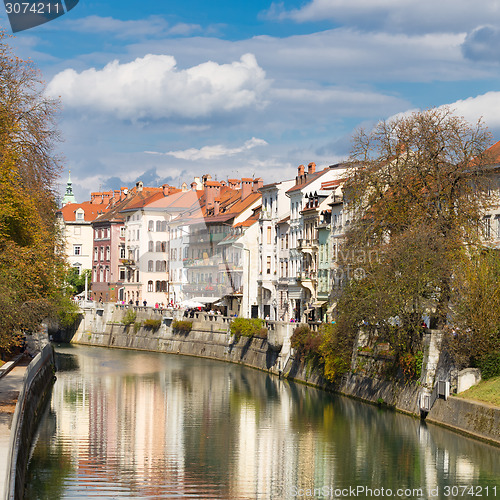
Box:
(3, 0, 500, 202)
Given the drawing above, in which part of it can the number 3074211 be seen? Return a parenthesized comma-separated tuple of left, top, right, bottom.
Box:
(5, 2, 61, 14)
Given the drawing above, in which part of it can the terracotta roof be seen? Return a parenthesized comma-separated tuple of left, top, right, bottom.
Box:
(485, 140, 500, 164)
(58, 202, 108, 222)
(119, 187, 163, 211)
(286, 167, 331, 194)
(278, 215, 290, 223)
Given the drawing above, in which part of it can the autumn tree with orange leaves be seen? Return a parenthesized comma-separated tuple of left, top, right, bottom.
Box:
(324, 108, 499, 378)
(0, 33, 67, 354)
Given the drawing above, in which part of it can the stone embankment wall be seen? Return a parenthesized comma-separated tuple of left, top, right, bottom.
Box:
(5, 343, 55, 500)
(71, 304, 293, 376)
(71, 304, 500, 446)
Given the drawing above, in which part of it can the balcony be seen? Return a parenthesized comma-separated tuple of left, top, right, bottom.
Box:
(297, 239, 318, 252)
(121, 259, 135, 267)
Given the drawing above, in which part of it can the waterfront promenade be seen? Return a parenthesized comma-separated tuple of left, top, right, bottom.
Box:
(0, 356, 29, 500)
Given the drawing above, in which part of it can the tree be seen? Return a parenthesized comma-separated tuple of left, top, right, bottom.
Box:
(0, 32, 65, 353)
(335, 108, 493, 365)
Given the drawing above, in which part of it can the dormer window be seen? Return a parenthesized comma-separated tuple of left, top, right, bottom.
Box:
(75, 209, 84, 221)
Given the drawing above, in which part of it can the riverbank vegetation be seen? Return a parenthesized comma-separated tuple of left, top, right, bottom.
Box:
(456, 376, 500, 407)
(0, 34, 70, 357)
(296, 108, 500, 383)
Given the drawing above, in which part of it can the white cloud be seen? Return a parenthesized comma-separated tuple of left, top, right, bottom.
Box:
(267, 0, 500, 34)
(59, 15, 203, 38)
(46, 53, 270, 120)
(146, 137, 268, 161)
(446, 92, 500, 129)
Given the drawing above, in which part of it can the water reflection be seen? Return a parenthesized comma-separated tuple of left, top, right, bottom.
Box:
(26, 345, 500, 499)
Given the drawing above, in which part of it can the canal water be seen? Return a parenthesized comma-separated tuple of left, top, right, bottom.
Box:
(25, 345, 499, 499)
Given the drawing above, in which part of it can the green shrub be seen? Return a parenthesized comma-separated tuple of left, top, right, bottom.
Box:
(474, 352, 500, 379)
(172, 320, 193, 333)
(122, 309, 137, 326)
(230, 318, 267, 339)
(143, 319, 162, 331)
(133, 321, 141, 333)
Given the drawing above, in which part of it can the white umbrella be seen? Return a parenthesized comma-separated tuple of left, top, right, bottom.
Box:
(180, 300, 204, 308)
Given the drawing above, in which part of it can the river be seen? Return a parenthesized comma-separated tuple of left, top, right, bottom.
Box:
(24, 345, 500, 499)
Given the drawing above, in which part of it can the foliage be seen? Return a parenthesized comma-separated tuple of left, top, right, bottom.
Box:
(291, 325, 322, 362)
(0, 33, 64, 353)
(133, 321, 141, 333)
(473, 352, 500, 380)
(398, 351, 423, 380)
(447, 248, 500, 369)
(172, 320, 193, 333)
(318, 323, 353, 382)
(66, 268, 91, 296)
(329, 108, 493, 369)
(143, 318, 162, 331)
(230, 318, 267, 339)
(122, 309, 137, 326)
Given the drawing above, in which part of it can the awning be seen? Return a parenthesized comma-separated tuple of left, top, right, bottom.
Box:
(311, 301, 327, 308)
(190, 296, 222, 304)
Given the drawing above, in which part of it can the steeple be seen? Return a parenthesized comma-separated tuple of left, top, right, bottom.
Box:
(62, 170, 77, 206)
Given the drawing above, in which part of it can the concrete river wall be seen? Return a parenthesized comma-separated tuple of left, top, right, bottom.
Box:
(70, 304, 500, 446)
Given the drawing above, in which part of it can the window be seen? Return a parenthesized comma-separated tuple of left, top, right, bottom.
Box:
(267, 226, 272, 244)
(267, 256, 271, 274)
(161, 241, 167, 252)
(106, 246, 110, 261)
(161, 221, 167, 232)
(120, 226, 125, 237)
(94, 247, 98, 261)
(148, 221, 154, 231)
(73, 244, 82, 256)
(156, 220, 161, 232)
(100, 247, 104, 260)
(148, 281, 153, 292)
(156, 241, 162, 252)
(148, 241, 154, 252)
(285, 234, 289, 249)
(155, 260, 166, 272)
(119, 268, 126, 281)
(120, 247, 126, 259)
(484, 217, 492, 239)
(148, 260, 154, 272)
(76, 211, 84, 220)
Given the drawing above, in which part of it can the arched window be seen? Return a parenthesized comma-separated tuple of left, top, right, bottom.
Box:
(148, 281, 153, 292)
(148, 241, 154, 252)
(161, 221, 167, 232)
(148, 260, 153, 272)
(155, 280, 161, 292)
(156, 241, 162, 252)
(156, 220, 162, 232)
(148, 221, 154, 231)
(161, 241, 167, 252)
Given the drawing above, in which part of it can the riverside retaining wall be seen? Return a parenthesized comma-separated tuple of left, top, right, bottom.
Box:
(4, 344, 55, 500)
(71, 304, 500, 446)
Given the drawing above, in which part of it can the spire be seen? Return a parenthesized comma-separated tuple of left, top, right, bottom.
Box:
(62, 170, 77, 206)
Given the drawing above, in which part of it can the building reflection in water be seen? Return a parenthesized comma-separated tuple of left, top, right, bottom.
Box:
(26, 345, 500, 499)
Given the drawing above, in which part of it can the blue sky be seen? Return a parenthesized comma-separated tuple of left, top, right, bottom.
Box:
(3, 0, 500, 201)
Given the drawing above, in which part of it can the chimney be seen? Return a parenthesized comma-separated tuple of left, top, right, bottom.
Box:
(205, 181, 221, 209)
(162, 184, 171, 196)
(308, 162, 316, 174)
(220, 180, 226, 187)
(90, 192, 103, 204)
(296, 165, 305, 185)
(241, 178, 253, 200)
(191, 181, 197, 191)
(120, 187, 128, 201)
(214, 198, 220, 216)
(252, 178, 263, 193)
(228, 179, 241, 190)
(136, 181, 143, 192)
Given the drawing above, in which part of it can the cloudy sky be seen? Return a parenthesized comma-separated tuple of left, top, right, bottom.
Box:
(3, 0, 500, 201)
